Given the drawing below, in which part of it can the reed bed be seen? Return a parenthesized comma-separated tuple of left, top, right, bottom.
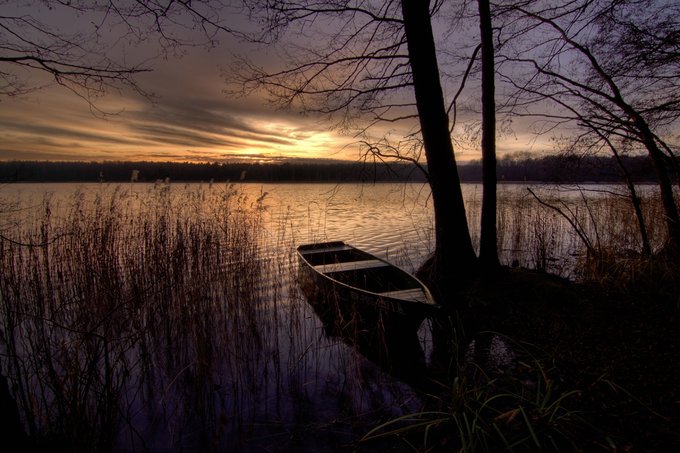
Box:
(464, 184, 669, 278)
(0, 183, 272, 449)
(0, 181, 675, 451)
(0, 183, 425, 451)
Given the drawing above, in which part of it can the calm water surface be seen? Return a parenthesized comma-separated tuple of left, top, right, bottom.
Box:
(4, 181, 438, 264)
(2, 181, 560, 267)
(5, 180, 627, 273)
(0, 181, 644, 450)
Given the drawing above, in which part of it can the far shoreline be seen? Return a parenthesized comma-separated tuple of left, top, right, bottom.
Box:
(1, 156, 661, 185)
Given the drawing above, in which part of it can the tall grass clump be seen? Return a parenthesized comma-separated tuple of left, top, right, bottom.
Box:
(0, 183, 270, 450)
(516, 185, 679, 304)
(465, 186, 581, 276)
(467, 184, 672, 279)
(566, 192, 678, 301)
(361, 334, 593, 452)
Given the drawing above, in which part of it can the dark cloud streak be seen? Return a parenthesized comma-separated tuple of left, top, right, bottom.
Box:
(0, 14, 356, 162)
(0, 118, 139, 146)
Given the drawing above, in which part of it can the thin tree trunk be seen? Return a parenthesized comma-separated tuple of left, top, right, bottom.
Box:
(593, 129, 652, 256)
(633, 116, 680, 251)
(655, 139, 680, 190)
(478, 0, 500, 270)
(401, 0, 478, 293)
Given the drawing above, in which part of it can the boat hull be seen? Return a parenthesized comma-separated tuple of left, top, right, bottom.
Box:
(297, 241, 439, 331)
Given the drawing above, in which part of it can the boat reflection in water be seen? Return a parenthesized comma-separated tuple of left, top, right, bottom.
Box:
(296, 241, 440, 391)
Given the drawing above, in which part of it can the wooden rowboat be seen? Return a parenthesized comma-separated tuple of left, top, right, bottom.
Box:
(296, 241, 440, 331)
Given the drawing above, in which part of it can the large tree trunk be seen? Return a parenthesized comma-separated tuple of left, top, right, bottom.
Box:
(478, 0, 500, 270)
(401, 0, 478, 295)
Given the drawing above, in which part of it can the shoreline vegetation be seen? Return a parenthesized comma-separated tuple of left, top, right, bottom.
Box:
(1, 180, 678, 450)
(0, 155, 660, 183)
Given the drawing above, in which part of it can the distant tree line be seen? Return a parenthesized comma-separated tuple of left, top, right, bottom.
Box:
(0, 160, 428, 183)
(0, 154, 660, 184)
(471, 154, 659, 183)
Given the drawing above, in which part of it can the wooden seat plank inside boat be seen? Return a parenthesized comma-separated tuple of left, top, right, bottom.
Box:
(378, 288, 429, 302)
(313, 259, 389, 274)
(298, 243, 354, 255)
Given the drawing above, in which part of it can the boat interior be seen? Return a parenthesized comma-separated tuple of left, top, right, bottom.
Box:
(298, 242, 426, 299)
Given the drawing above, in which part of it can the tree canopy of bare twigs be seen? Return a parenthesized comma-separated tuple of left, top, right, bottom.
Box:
(495, 0, 680, 250)
(0, 1, 245, 107)
(233, 2, 415, 132)
(233, 1, 482, 291)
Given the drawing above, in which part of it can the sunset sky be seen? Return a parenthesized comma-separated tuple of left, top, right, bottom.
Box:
(1, 50, 358, 163)
(0, 2, 550, 164)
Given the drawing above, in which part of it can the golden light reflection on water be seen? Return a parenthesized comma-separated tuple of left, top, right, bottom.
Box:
(2, 181, 653, 276)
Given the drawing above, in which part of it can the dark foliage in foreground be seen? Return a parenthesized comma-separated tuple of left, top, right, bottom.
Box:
(363, 260, 680, 451)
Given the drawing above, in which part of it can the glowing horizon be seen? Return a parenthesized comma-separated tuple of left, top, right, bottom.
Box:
(0, 81, 552, 164)
(0, 74, 362, 164)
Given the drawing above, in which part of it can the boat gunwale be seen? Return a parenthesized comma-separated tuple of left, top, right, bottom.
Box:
(296, 241, 439, 309)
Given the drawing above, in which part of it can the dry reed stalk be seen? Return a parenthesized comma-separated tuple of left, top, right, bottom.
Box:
(0, 183, 274, 449)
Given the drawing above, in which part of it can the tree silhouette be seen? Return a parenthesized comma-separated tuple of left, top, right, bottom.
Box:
(234, 0, 480, 297)
(0, 1, 244, 108)
(477, 0, 500, 270)
(496, 0, 680, 251)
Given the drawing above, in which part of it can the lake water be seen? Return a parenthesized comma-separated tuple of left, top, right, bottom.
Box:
(2, 180, 616, 272)
(3, 181, 437, 263)
(0, 181, 657, 450)
(4, 180, 653, 276)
